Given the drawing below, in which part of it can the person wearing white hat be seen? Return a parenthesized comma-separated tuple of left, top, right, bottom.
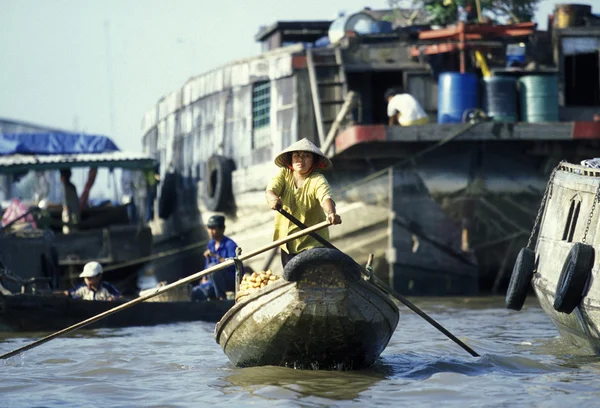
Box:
(265, 138, 342, 267)
(64, 261, 120, 301)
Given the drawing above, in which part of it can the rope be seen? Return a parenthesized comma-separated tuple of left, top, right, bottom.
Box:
(334, 121, 482, 196)
(526, 162, 563, 249)
(583, 182, 600, 244)
(29, 238, 209, 287)
(102, 239, 209, 272)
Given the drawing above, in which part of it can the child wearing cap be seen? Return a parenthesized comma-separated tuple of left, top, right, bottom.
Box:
(65, 261, 120, 301)
(265, 138, 342, 268)
(191, 215, 239, 301)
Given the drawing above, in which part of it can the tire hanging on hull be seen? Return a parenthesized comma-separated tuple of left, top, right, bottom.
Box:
(506, 247, 535, 311)
(204, 155, 235, 212)
(554, 242, 594, 314)
(158, 172, 178, 219)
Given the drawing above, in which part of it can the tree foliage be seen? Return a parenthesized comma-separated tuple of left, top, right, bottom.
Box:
(387, 0, 541, 26)
(484, 0, 540, 24)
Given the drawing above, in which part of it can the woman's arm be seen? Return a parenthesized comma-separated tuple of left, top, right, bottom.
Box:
(266, 169, 285, 210)
(266, 189, 282, 210)
(322, 198, 342, 225)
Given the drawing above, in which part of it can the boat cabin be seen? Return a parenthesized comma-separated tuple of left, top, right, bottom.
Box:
(0, 133, 157, 294)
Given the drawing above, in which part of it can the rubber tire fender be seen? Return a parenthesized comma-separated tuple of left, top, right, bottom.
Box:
(283, 247, 362, 282)
(554, 242, 595, 314)
(505, 247, 535, 311)
(158, 172, 178, 220)
(204, 155, 235, 212)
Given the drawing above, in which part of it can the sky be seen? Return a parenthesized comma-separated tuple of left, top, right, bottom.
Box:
(2, 0, 562, 153)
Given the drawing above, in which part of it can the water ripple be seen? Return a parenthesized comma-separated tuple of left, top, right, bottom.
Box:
(2, 298, 599, 407)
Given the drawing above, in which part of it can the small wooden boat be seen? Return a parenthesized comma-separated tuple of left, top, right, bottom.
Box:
(214, 248, 400, 370)
(0, 293, 233, 332)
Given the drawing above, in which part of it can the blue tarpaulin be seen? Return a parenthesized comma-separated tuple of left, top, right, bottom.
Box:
(0, 133, 120, 155)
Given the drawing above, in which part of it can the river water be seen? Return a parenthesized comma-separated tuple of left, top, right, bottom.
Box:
(1, 296, 599, 407)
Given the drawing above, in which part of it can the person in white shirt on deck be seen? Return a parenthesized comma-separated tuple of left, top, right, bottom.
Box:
(385, 88, 429, 126)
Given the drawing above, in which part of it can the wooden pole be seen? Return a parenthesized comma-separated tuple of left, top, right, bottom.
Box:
(0, 220, 331, 360)
(306, 49, 326, 147)
(459, 22, 466, 74)
(475, 0, 483, 23)
(322, 91, 356, 157)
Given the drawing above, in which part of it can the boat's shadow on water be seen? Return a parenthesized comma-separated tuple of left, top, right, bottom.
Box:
(217, 351, 553, 399)
(219, 364, 394, 401)
(216, 351, 567, 401)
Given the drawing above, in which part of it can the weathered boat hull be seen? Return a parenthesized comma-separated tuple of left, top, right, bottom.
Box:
(0, 294, 233, 332)
(215, 249, 399, 370)
(533, 280, 600, 352)
(530, 162, 600, 353)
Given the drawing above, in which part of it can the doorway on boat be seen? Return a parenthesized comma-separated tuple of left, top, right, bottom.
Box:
(346, 70, 404, 125)
(564, 50, 600, 106)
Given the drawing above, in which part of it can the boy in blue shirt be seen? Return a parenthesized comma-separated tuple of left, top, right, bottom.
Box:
(191, 215, 238, 301)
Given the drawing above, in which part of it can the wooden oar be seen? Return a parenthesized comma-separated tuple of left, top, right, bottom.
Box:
(0, 220, 331, 360)
(277, 208, 480, 358)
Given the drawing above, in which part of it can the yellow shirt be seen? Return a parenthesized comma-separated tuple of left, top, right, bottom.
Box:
(267, 168, 332, 254)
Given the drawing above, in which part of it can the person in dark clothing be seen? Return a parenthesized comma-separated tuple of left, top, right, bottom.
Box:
(191, 215, 238, 301)
(145, 164, 160, 221)
(60, 169, 80, 234)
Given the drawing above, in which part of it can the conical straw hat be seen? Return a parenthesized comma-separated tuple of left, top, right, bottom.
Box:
(274, 138, 332, 170)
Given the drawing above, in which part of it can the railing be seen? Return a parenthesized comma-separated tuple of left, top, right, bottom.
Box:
(559, 162, 600, 177)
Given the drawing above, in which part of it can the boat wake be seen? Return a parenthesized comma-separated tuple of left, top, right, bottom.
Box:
(380, 351, 563, 380)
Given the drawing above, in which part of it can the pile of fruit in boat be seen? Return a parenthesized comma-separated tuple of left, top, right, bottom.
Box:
(235, 269, 280, 302)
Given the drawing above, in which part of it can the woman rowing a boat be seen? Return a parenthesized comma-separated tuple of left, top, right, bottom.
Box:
(265, 138, 342, 268)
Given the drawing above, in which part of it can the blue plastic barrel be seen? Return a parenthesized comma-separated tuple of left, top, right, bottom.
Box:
(518, 75, 559, 123)
(483, 76, 518, 122)
(438, 72, 479, 124)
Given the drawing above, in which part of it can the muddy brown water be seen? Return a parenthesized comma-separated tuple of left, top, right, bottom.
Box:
(2, 297, 599, 407)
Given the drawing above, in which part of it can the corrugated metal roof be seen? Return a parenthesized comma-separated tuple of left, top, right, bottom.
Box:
(0, 152, 156, 173)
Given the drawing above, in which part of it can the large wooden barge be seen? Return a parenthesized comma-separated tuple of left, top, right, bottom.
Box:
(141, 7, 600, 295)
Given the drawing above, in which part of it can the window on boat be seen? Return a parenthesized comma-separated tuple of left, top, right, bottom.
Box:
(252, 81, 271, 149)
(562, 198, 581, 242)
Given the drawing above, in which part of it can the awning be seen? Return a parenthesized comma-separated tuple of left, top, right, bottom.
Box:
(0, 152, 156, 173)
(0, 133, 120, 155)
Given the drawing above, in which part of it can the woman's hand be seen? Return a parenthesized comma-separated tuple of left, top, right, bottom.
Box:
(327, 212, 342, 225)
(269, 196, 282, 211)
